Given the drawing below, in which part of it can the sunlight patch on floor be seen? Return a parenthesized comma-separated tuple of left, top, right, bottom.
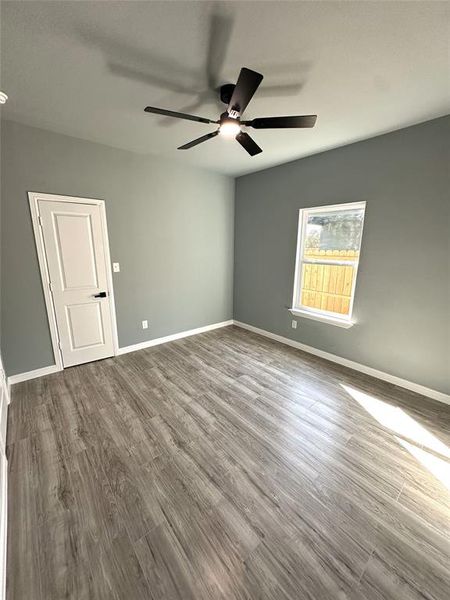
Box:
(341, 384, 450, 459)
(341, 384, 450, 490)
(396, 437, 450, 491)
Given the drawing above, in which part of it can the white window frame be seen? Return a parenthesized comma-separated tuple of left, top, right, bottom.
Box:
(290, 201, 366, 328)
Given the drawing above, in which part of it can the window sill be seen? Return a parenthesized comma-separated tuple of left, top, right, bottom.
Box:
(289, 308, 354, 329)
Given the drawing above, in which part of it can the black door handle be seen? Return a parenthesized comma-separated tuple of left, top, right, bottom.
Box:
(93, 291, 107, 298)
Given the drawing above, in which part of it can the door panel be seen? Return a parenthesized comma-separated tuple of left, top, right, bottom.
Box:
(39, 200, 115, 367)
(54, 213, 99, 290)
(65, 302, 105, 350)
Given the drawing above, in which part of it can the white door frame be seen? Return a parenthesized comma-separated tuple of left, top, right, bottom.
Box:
(28, 192, 120, 371)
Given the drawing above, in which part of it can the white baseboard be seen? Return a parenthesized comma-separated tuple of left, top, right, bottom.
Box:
(7, 320, 234, 384)
(7, 319, 447, 406)
(233, 320, 450, 406)
(7, 364, 60, 387)
(117, 320, 234, 356)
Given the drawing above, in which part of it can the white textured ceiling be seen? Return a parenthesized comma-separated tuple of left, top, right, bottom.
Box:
(1, 1, 449, 176)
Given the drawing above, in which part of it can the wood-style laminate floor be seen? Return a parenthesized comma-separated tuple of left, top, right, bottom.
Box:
(6, 325, 450, 600)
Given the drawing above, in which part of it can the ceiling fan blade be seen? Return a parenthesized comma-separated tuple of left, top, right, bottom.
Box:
(243, 115, 317, 129)
(178, 131, 219, 150)
(235, 132, 262, 156)
(145, 106, 217, 125)
(227, 67, 263, 117)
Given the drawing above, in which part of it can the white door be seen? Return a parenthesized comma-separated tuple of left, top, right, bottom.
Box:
(38, 200, 115, 367)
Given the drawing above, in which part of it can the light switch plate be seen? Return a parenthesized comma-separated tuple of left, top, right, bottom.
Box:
(142, 320, 148, 330)
(113, 262, 120, 273)
(291, 320, 297, 329)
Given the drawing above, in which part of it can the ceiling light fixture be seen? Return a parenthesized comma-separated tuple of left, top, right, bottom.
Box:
(0, 91, 8, 105)
(219, 118, 241, 138)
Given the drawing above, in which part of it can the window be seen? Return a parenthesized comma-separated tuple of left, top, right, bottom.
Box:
(291, 201, 366, 328)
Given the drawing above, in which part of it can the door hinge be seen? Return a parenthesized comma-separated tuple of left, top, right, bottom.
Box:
(58, 340, 63, 350)
(38, 215, 43, 228)
(48, 281, 54, 292)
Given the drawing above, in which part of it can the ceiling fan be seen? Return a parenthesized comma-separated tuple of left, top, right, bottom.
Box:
(144, 67, 317, 156)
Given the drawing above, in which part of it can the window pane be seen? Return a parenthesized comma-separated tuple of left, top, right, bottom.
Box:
(303, 207, 364, 261)
(300, 262, 356, 316)
(299, 206, 365, 317)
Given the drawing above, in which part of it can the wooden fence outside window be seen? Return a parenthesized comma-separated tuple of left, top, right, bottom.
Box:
(300, 249, 359, 315)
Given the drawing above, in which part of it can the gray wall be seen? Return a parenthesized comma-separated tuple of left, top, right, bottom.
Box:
(1, 120, 234, 376)
(234, 116, 450, 395)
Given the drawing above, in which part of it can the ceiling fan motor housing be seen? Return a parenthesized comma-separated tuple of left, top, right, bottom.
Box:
(219, 83, 236, 105)
(219, 111, 239, 124)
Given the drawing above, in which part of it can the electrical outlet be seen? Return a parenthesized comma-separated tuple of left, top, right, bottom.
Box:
(291, 320, 297, 329)
(113, 262, 120, 273)
(142, 320, 148, 330)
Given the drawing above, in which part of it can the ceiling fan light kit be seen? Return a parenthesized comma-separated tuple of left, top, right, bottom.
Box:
(218, 116, 241, 137)
(144, 67, 317, 157)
